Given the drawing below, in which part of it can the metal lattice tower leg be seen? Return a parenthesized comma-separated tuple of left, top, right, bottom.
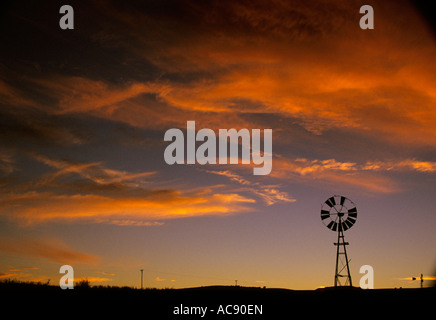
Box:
(334, 218, 352, 287)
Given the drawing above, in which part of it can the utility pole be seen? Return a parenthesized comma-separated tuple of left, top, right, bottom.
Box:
(140, 269, 144, 289)
(412, 273, 424, 288)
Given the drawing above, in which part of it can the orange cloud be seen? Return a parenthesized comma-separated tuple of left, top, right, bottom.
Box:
(279, 157, 436, 175)
(363, 159, 436, 173)
(0, 237, 99, 265)
(0, 272, 18, 278)
(272, 157, 402, 194)
(99, 0, 434, 146)
(0, 189, 254, 226)
(1, 1, 435, 148)
(201, 156, 436, 196)
(0, 153, 256, 226)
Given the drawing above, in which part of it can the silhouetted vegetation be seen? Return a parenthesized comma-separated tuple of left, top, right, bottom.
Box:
(1, 279, 434, 302)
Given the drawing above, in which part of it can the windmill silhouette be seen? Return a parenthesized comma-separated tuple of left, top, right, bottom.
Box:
(321, 195, 358, 287)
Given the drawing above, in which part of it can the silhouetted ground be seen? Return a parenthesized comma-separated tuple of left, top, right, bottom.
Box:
(2, 280, 435, 316)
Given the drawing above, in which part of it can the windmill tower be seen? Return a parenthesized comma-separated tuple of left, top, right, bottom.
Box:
(321, 195, 358, 287)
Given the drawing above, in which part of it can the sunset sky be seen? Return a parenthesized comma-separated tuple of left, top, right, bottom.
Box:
(0, 0, 435, 289)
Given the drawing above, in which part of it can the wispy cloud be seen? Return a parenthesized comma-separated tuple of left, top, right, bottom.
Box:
(0, 188, 254, 226)
(281, 157, 436, 174)
(10, 266, 39, 271)
(30, 76, 168, 117)
(271, 156, 436, 194)
(362, 159, 436, 173)
(205, 169, 295, 205)
(0, 152, 256, 226)
(0, 237, 99, 265)
(0, 78, 36, 108)
(30, 152, 156, 187)
(0, 152, 14, 174)
(272, 157, 395, 194)
(0, 266, 41, 281)
(0, 272, 18, 279)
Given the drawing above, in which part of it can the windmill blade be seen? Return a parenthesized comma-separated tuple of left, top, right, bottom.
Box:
(326, 196, 336, 207)
(341, 221, 348, 231)
(343, 219, 354, 230)
(327, 221, 337, 231)
(321, 210, 330, 220)
(348, 212, 357, 219)
(348, 207, 357, 214)
(340, 196, 346, 206)
(348, 207, 357, 218)
(346, 216, 357, 224)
